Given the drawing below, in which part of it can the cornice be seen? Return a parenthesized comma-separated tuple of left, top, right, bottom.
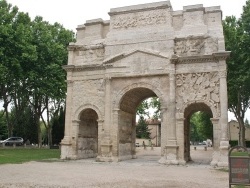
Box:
(62, 64, 113, 72)
(108, 1, 171, 16)
(67, 43, 104, 51)
(170, 51, 230, 64)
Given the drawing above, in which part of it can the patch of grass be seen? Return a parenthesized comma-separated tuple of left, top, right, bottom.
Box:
(230, 152, 249, 156)
(216, 168, 229, 172)
(0, 148, 60, 164)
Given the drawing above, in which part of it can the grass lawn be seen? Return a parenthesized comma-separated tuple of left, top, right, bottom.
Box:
(0, 147, 60, 164)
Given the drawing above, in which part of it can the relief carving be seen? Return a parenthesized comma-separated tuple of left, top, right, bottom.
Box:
(112, 9, 170, 29)
(176, 72, 220, 117)
(174, 37, 218, 56)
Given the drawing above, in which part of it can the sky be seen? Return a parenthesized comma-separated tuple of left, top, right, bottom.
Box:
(5, 0, 249, 121)
(6, 0, 247, 31)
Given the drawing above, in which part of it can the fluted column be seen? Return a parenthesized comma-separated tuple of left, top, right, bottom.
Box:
(104, 77, 111, 132)
(219, 70, 228, 141)
(168, 73, 177, 145)
(61, 80, 74, 144)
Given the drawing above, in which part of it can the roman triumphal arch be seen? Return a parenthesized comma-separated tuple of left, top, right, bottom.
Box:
(61, 1, 230, 166)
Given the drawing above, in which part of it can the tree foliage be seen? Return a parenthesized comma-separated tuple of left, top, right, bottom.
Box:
(223, 0, 250, 146)
(136, 116, 151, 139)
(190, 112, 213, 143)
(0, 0, 75, 145)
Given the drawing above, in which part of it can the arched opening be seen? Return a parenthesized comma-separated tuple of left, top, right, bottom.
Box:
(184, 103, 213, 164)
(118, 87, 161, 161)
(78, 108, 98, 159)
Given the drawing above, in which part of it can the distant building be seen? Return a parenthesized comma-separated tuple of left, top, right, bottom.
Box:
(228, 120, 250, 141)
(136, 119, 161, 147)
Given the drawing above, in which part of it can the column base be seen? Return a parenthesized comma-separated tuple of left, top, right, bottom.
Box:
(96, 137, 113, 162)
(60, 136, 71, 145)
(210, 141, 229, 167)
(158, 145, 180, 165)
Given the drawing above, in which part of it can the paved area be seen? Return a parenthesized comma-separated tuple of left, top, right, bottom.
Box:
(0, 146, 228, 188)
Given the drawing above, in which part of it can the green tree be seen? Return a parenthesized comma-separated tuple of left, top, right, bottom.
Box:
(136, 100, 150, 118)
(0, 110, 8, 139)
(136, 116, 151, 139)
(149, 97, 161, 119)
(52, 106, 65, 145)
(0, 0, 36, 137)
(11, 106, 37, 144)
(190, 112, 213, 142)
(26, 17, 74, 147)
(223, 1, 250, 146)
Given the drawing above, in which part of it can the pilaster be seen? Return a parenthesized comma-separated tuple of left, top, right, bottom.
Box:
(61, 80, 74, 146)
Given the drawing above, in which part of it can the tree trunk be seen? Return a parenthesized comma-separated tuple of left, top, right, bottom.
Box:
(37, 122, 42, 148)
(238, 117, 246, 147)
(48, 126, 52, 146)
(4, 102, 12, 137)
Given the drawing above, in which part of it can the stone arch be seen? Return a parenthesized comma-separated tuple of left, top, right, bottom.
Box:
(76, 107, 99, 159)
(74, 103, 103, 121)
(113, 82, 165, 110)
(182, 101, 214, 163)
(179, 100, 217, 119)
(113, 82, 164, 161)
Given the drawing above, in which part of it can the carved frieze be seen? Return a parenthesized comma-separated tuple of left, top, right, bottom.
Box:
(174, 37, 218, 56)
(111, 9, 171, 29)
(176, 72, 220, 117)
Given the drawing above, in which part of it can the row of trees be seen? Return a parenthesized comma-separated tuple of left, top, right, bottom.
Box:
(0, 0, 75, 146)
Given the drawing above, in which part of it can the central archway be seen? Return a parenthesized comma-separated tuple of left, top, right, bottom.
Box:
(117, 87, 161, 161)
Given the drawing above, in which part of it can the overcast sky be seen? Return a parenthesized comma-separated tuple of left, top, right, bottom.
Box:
(7, 0, 247, 31)
(5, 0, 249, 121)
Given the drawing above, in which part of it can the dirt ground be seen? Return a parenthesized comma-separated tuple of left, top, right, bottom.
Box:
(0, 146, 229, 188)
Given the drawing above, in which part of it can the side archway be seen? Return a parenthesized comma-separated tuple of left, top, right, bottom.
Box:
(183, 102, 214, 163)
(75, 107, 99, 159)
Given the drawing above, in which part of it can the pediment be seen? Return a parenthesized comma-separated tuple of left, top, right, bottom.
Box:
(103, 49, 168, 64)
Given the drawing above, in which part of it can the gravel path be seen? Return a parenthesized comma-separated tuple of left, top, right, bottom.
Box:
(0, 147, 228, 188)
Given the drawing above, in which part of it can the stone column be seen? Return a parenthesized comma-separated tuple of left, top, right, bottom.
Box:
(104, 77, 111, 132)
(96, 78, 113, 162)
(158, 107, 167, 164)
(219, 70, 229, 142)
(210, 118, 220, 150)
(97, 120, 104, 156)
(168, 73, 177, 145)
(111, 108, 120, 161)
(210, 118, 220, 166)
(71, 120, 80, 159)
(217, 69, 229, 167)
(61, 80, 74, 145)
(176, 118, 185, 165)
